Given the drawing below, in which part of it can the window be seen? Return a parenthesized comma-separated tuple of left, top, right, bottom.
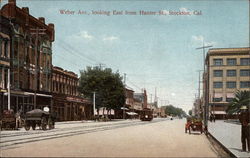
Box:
(4, 40, 8, 57)
(226, 82, 236, 88)
(0, 69, 2, 86)
(240, 58, 250, 65)
(240, 81, 250, 88)
(227, 58, 236, 66)
(0, 38, 2, 57)
(214, 82, 223, 88)
(226, 98, 234, 102)
(213, 59, 223, 66)
(227, 70, 236, 77)
(213, 70, 223, 77)
(240, 69, 250, 76)
(213, 97, 222, 102)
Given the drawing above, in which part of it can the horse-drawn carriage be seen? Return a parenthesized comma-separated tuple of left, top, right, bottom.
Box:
(185, 117, 203, 134)
(24, 109, 56, 131)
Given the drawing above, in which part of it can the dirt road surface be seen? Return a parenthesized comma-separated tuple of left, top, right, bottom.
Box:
(1, 118, 218, 157)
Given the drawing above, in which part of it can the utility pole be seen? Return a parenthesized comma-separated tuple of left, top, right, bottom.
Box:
(7, 69, 10, 110)
(123, 73, 126, 119)
(197, 70, 203, 118)
(93, 92, 96, 118)
(30, 27, 46, 109)
(196, 40, 212, 133)
(197, 70, 203, 99)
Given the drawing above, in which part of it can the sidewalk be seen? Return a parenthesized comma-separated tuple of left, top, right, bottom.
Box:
(208, 120, 250, 158)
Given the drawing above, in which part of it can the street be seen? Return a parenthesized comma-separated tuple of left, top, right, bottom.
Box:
(1, 118, 218, 157)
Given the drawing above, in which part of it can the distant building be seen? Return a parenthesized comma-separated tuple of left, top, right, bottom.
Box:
(204, 47, 250, 119)
(1, 0, 55, 113)
(134, 89, 147, 109)
(52, 66, 92, 121)
(193, 98, 202, 117)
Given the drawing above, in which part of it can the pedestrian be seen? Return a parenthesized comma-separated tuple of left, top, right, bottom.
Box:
(213, 114, 216, 122)
(239, 106, 250, 152)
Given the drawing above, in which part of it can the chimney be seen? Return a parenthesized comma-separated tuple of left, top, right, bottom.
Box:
(38, 17, 45, 23)
(8, 0, 16, 5)
(48, 23, 54, 29)
(48, 23, 55, 41)
(22, 7, 29, 14)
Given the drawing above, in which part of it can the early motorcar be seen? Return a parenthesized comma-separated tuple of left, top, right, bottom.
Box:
(24, 109, 56, 131)
(185, 117, 203, 134)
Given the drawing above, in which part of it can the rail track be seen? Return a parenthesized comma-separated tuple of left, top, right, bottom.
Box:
(1, 118, 168, 149)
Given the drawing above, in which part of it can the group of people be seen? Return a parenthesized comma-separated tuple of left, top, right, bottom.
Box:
(239, 106, 250, 152)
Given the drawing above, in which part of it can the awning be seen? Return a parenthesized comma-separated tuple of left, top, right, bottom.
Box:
(226, 93, 234, 98)
(213, 111, 226, 115)
(23, 92, 52, 98)
(126, 112, 138, 116)
(214, 93, 223, 98)
(121, 107, 129, 110)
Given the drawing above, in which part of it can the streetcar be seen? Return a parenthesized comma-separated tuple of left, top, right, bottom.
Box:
(140, 108, 153, 121)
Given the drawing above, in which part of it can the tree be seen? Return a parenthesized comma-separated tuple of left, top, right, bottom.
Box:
(188, 110, 192, 116)
(226, 90, 250, 114)
(164, 105, 187, 117)
(78, 66, 125, 118)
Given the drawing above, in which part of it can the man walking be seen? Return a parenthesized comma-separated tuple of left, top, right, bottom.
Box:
(239, 106, 250, 152)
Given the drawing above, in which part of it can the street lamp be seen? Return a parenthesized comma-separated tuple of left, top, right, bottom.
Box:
(196, 41, 212, 133)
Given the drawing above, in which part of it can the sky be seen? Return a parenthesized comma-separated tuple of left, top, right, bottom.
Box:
(1, 0, 249, 113)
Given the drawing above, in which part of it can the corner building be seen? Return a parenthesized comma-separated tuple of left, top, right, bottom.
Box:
(205, 47, 250, 119)
(1, 0, 54, 113)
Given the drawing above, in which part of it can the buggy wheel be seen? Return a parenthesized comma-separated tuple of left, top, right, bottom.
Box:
(32, 123, 36, 130)
(41, 117, 47, 130)
(24, 125, 30, 131)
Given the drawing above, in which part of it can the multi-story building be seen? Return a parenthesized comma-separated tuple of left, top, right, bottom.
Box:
(205, 47, 250, 119)
(52, 66, 92, 121)
(134, 89, 148, 109)
(0, 15, 11, 112)
(0, 0, 55, 113)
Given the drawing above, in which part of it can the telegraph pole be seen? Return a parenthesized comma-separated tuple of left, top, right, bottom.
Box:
(93, 92, 96, 118)
(123, 73, 126, 119)
(196, 40, 212, 133)
(30, 27, 46, 109)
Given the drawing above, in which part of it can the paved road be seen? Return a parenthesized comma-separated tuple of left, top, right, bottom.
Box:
(1, 118, 218, 157)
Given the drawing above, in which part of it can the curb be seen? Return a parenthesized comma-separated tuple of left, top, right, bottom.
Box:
(207, 132, 237, 158)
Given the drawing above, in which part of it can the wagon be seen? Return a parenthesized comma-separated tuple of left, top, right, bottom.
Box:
(24, 109, 56, 131)
(185, 118, 203, 134)
(0, 110, 17, 130)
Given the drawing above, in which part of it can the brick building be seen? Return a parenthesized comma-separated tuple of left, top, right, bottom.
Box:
(204, 47, 250, 119)
(1, 0, 55, 113)
(52, 66, 92, 121)
(0, 15, 11, 112)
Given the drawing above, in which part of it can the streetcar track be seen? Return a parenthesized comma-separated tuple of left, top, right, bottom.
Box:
(1, 119, 168, 149)
(1, 121, 144, 144)
(0, 121, 140, 138)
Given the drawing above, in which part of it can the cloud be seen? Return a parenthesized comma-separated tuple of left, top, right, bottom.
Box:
(103, 36, 119, 41)
(72, 31, 94, 40)
(192, 35, 204, 43)
(79, 31, 94, 40)
(179, 7, 189, 12)
(191, 35, 217, 47)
